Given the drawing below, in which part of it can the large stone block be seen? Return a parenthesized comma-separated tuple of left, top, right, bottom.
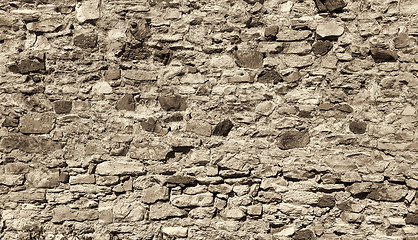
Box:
(96, 161, 146, 176)
(20, 113, 55, 134)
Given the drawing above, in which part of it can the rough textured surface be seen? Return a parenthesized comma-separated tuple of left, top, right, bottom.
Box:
(0, 0, 417, 239)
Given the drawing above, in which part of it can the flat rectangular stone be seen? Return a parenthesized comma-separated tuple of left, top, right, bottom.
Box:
(0, 174, 24, 186)
(96, 161, 146, 176)
(123, 70, 157, 81)
(9, 190, 46, 203)
(69, 174, 96, 184)
(171, 193, 214, 207)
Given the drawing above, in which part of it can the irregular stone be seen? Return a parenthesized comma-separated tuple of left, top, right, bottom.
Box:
(92, 81, 112, 94)
(208, 184, 233, 194)
(20, 113, 54, 134)
(123, 70, 157, 82)
(312, 40, 333, 55)
(247, 205, 263, 215)
(402, 105, 416, 116)
(347, 182, 374, 196)
(53, 101, 72, 114)
(336, 104, 353, 113)
(26, 169, 60, 188)
(278, 130, 310, 150)
(26, 20, 62, 33)
(70, 184, 99, 193)
(283, 191, 318, 205)
(154, 49, 172, 65)
(282, 41, 312, 55)
(276, 30, 311, 41)
(96, 161, 146, 176)
(0, 174, 24, 186)
(104, 69, 121, 81)
(69, 174, 95, 184)
(159, 95, 187, 111)
(294, 229, 316, 240)
(394, 33, 411, 48)
(318, 195, 335, 208)
(212, 119, 234, 136)
(166, 175, 197, 185)
(141, 185, 169, 203)
(2, 117, 19, 127)
(367, 183, 408, 201)
(161, 227, 188, 238)
(405, 213, 418, 225)
(388, 217, 406, 226)
(273, 226, 295, 237)
(370, 48, 398, 63)
(257, 69, 283, 84)
(283, 55, 314, 68)
(8, 55, 46, 74)
(130, 143, 171, 160)
(316, 22, 344, 38)
(0, 134, 62, 153)
(52, 206, 98, 223)
(186, 120, 212, 137)
(349, 121, 367, 134)
(171, 193, 214, 207)
(255, 101, 275, 116)
(129, 19, 151, 42)
(222, 207, 246, 220)
(116, 94, 135, 111)
(265, 26, 279, 39)
(341, 212, 363, 223)
(189, 207, 216, 219)
(8, 189, 46, 203)
(76, 0, 101, 23)
(315, 0, 346, 12)
(113, 200, 146, 221)
(234, 50, 263, 69)
(4, 163, 28, 174)
(149, 202, 187, 220)
(74, 33, 98, 48)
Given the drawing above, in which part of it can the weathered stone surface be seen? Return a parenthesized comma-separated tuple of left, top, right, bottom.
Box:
(186, 120, 212, 136)
(257, 69, 283, 83)
(69, 174, 95, 184)
(96, 161, 146, 176)
(92, 81, 112, 94)
(171, 193, 214, 207)
(312, 40, 333, 55)
(212, 119, 234, 136)
(367, 183, 408, 201)
(116, 94, 135, 111)
(74, 33, 98, 48)
(278, 130, 310, 150)
(166, 175, 197, 185)
(104, 69, 121, 81)
(26, 169, 60, 188)
(2, 117, 19, 127)
(129, 142, 171, 160)
(370, 48, 398, 62)
(0, 134, 62, 153)
(234, 50, 263, 69)
(276, 30, 311, 41)
(294, 229, 316, 240)
(8, 55, 46, 74)
(347, 182, 374, 196)
(54, 101, 72, 114)
(189, 207, 216, 219)
(52, 206, 99, 223)
(222, 207, 246, 220)
(8, 190, 46, 203)
(316, 22, 344, 38)
(255, 101, 275, 116)
(113, 200, 147, 221)
(159, 95, 187, 111)
(318, 195, 335, 208)
(76, 0, 101, 23)
(349, 121, 367, 134)
(265, 26, 279, 39)
(315, 0, 346, 12)
(141, 185, 169, 203)
(394, 33, 411, 48)
(161, 227, 188, 238)
(406, 213, 418, 225)
(20, 113, 55, 134)
(0, 174, 25, 186)
(149, 202, 187, 220)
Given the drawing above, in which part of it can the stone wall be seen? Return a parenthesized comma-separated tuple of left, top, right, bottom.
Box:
(0, 0, 417, 239)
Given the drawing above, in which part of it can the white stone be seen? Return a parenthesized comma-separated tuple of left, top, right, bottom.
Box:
(76, 0, 101, 23)
(280, 1, 293, 13)
(255, 101, 275, 116)
(274, 226, 295, 236)
(402, 105, 416, 115)
(316, 22, 345, 38)
(96, 161, 145, 176)
(387, 217, 406, 226)
(161, 227, 188, 237)
(92, 81, 112, 94)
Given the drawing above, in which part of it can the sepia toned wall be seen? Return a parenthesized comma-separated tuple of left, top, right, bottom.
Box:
(0, 0, 417, 239)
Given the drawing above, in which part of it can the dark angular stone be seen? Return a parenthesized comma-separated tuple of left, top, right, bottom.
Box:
(154, 49, 172, 65)
(141, 117, 157, 132)
(312, 40, 333, 55)
(316, 0, 346, 12)
(59, 171, 70, 183)
(318, 103, 333, 111)
(394, 33, 410, 49)
(53, 101, 72, 114)
(159, 95, 187, 111)
(121, 44, 151, 60)
(293, 229, 316, 240)
(278, 130, 310, 150)
(370, 48, 398, 63)
(257, 69, 283, 84)
(335, 104, 353, 113)
(163, 113, 184, 122)
(406, 213, 418, 225)
(234, 50, 263, 69)
(104, 69, 121, 81)
(116, 94, 135, 111)
(318, 195, 335, 208)
(213, 119, 234, 137)
(367, 183, 408, 202)
(265, 26, 279, 40)
(8, 54, 46, 74)
(166, 175, 197, 185)
(349, 121, 367, 134)
(130, 19, 151, 42)
(314, 0, 328, 11)
(2, 117, 19, 127)
(74, 33, 98, 48)
(243, 0, 264, 3)
(1, 134, 63, 153)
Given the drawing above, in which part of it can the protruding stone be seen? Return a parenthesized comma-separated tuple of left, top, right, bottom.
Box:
(159, 95, 187, 111)
(20, 113, 55, 134)
(76, 0, 101, 23)
(265, 26, 279, 40)
(161, 227, 188, 238)
(257, 69, 283, 84)
(212, 119, 234, 137)
(294, 229, 316, 240)
(116, 94, 135, 111)
(255, 101, 275, 116)
(318, 195, 335, 208)
(0, 134, 62, 153)
(349, 121, 367, 134)
(222, 207, 246, 220)
(8, 55, 46, 74)
(92, 81, 112, 94)
(96, 161, 146, 176)
(234, 50, 263, 69)
(74, 33, 98, 48)
(104, 69, 121, 81)
(26, 169, 60, 188)
(54, 101, 72, 114)
(2, 117, 19, 127)
(405, 213, 418, 225)
(278, 130, 310, 150)
(141, 185, 169, 204)
(367, 183, 408, 201)
(26, 20, 62, 33)
(316, 22, 344, 38)
(166, 175, 197, 185)
(149, 202, 187, 220)
(315, 0, 346, 12)
(370, 48, 398, 63)
(312, 40, 333, 55)
(394, 33, 411, 49)
(129, 19, 151, 42)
